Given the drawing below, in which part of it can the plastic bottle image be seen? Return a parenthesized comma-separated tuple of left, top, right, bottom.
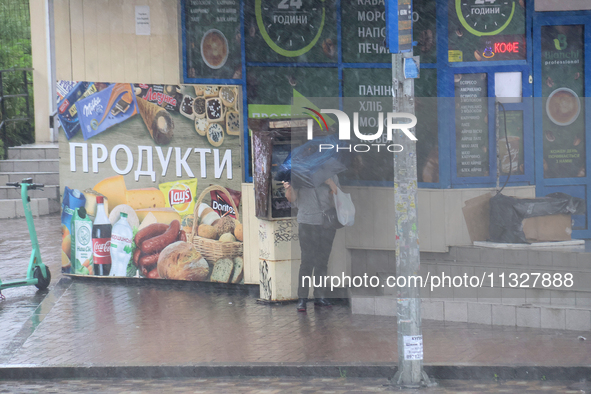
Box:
(109, 212, 133, 277)
(70, 207, 93, 275)
(61, 187, 86, 233)
(92, 196, 112, 276)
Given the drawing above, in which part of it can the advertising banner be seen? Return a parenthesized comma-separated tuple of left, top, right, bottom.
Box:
(541, 25, 586, 179)
(58, 82, 245, 284)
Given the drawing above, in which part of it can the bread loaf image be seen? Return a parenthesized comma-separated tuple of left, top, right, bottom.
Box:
(219, 233, 236, 243)
(198, 224, 218, 239)
(213, 216, 235, 236)
(136, 97, 174, 145)
(157, 241, 210, 281)
(210, 258, 234, 283)
(234, 222, 243, 242)
(231, 257, 243, 284)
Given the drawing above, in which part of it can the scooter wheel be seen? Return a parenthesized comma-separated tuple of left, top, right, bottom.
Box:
(34, 266, 51, 290)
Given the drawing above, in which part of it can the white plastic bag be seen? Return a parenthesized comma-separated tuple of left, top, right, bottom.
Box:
(333, 188, 355, 227)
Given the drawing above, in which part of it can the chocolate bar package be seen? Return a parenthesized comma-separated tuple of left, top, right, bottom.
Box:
(78, 83, 138, 140)
(56, 80, 78, 102)
(57, 82, 97, 139)
(134, 84, 181, 112)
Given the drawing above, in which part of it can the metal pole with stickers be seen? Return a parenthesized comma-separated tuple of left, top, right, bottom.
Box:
(386, 0, 432, 388)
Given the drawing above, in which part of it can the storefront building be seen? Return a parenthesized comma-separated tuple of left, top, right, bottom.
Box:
(49, 0, 591, 295)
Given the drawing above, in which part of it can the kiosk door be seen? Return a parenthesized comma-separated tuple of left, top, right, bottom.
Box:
(533, 16, 591, 238)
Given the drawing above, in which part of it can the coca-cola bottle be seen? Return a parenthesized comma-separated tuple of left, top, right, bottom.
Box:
(92, 196, 111, 276)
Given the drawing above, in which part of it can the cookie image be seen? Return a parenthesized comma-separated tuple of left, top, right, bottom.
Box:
(220, 86, 236, 108)
(207, 123, 225, 147)
(195, 117, 208, 137)
(193, 97, 206, 119)
(226, 111, 240, 136)
(204, 86, 219, 97)
(194, 86, 205, 96)
(206, 98, 224, 122)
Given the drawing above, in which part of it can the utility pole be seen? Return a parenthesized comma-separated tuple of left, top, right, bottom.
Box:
(391, 51, 432, 388)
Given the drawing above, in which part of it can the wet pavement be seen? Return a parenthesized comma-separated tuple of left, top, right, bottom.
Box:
(0, 377, 589, 393)
(0, 214, 62, 363)
(1, 214, 591, 391)
(4, 279, 591, 368)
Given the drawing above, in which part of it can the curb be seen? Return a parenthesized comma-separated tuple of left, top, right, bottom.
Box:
(0, 364, 589, 381)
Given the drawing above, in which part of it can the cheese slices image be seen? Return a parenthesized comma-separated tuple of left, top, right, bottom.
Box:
(207, 123, 225, 147)
(93, 175, 127, 212)
(125, 188, 166, 210)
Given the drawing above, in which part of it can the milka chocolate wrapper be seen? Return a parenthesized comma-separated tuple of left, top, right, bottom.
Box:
(78, 83, 138, 140)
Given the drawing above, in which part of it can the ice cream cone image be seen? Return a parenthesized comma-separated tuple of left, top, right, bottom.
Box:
(136, 97, 174, 145)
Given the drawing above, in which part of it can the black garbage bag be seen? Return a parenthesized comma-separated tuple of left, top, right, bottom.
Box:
(489, 193, 586, 243)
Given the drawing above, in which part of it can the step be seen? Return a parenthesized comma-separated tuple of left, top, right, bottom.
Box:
(0, 159, 59, 173)
(349, 294, 591, 331)
(7, 143, 59, 160)
(422, 246, 591, 271)
(0, 184, 60, 200)
(0, 172, 59, 185)
(0, 198, 50, 218)
(48, 198, 61, 214)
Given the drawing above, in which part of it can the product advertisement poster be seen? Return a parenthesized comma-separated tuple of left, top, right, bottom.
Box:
(58, 82, 245, 284)
(541, 24, 586, 179)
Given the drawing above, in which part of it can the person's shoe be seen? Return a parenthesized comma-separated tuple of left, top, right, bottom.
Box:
(314, 298, 332, 307)
(296, 298, 307, 312)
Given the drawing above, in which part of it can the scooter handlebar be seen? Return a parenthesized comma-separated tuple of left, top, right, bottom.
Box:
(5, 182, 44, 189)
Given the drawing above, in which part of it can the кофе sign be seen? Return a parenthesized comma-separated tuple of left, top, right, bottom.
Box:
(448, 0, 526, 63)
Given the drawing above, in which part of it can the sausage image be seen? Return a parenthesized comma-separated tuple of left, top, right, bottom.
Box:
(139, 252, 160, 268)
(140, 220, 181, 254)
(135, 223, 168, 247)
(147, 267, 160, 279)
(179, 230, 187, 242)
(133, 248, 142, 267)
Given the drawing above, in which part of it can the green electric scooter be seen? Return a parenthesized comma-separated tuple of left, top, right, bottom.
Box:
(1, 178, 51, 298)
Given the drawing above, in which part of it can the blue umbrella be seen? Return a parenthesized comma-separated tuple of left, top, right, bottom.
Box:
(274, 134, 348, 188)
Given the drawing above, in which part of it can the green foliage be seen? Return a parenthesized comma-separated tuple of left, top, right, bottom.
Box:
(0, 0, 34, 155)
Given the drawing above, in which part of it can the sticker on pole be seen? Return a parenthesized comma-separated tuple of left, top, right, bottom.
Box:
(403, 335, 423, 360)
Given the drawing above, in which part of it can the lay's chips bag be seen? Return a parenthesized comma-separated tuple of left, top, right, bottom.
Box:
(159, 179, 198, 219)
